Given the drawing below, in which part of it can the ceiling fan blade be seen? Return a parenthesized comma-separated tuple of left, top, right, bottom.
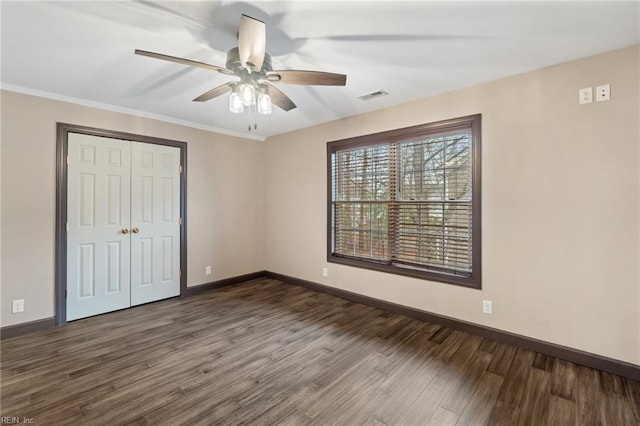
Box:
(135, 49, 232, 75)
(267, 70, 347, 86)
(265, 83, 296, 111)
(193, 82, 235, 102)
(238, 14, 266, 71)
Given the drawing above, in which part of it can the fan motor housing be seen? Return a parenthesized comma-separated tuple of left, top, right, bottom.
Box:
(226, 47, 272, 75)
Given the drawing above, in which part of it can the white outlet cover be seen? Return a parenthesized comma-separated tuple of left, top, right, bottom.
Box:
(596, 84, 610, 102)
(12, 299, 24, 313)
(579, 87, 593, 104)
(205, 266, 212, 276)
(482, 300, 493, 314)
(322, 268, 328, 278)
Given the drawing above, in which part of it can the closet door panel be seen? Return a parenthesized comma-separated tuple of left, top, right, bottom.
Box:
(67, 134, 131, 321)
(130, 142, 181, 305)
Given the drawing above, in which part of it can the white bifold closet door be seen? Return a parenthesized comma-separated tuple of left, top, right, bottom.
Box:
(129, 141, 181, 306)
(67, 133, 180, 321)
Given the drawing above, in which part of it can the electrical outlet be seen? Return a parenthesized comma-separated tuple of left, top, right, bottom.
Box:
(596, 84, 610, 102)
(579, 87, 592, 104)
(322, 267, 328, 278)
(12, 299, 24, 314)
(482, 300, 492, 315)
(205, 266, 212, 276)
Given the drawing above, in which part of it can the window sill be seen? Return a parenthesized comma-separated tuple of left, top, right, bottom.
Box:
(328, 254, 481, 289)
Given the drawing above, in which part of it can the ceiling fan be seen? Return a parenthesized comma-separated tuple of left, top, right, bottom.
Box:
(135, 14, 347, 127)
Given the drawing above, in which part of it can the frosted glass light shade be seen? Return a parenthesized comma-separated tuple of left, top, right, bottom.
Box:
(240, 83, 256, 106)
(229, 92, 244, 113)
(257, 92, 272, 115)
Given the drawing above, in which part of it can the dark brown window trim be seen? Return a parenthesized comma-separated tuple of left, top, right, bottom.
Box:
(326, 114, 482, 289)
(55, 123, 188, 326)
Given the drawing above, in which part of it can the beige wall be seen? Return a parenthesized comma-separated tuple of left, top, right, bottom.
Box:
(1, 90, 265, 327)
(263, 45, 640, 364)
(2, 45, 639, 366)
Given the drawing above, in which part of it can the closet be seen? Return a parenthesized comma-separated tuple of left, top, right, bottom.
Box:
(66, 132, 181, 321)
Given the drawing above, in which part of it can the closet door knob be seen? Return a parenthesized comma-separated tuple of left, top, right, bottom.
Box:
(132, 227, 140, 234)
(121, 228, 129, 234)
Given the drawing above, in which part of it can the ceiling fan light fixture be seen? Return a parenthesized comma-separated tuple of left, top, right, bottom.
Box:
(240, 83, 256, 106)
(136, 14, 347, 129)
(257, 92, 272, 115)
(229, 90, 244, 113)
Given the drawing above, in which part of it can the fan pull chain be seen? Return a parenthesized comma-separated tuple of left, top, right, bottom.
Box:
(247, 104, 258, 131)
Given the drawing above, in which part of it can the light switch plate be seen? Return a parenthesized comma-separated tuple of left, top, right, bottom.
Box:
(596, 84, 610, 102)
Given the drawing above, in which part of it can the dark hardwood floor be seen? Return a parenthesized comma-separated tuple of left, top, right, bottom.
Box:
(2, 278, 639, 425)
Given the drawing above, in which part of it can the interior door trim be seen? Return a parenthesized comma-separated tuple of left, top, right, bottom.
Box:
(56, 123, 188, 326)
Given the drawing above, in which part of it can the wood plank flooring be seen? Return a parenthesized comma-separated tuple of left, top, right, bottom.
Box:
(2, 277, 639, 425)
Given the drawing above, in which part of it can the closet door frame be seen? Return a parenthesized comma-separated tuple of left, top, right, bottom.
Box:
(56, 123, 188, 326)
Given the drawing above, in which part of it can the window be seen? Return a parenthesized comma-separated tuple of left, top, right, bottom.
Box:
(327, 114, 481, 288)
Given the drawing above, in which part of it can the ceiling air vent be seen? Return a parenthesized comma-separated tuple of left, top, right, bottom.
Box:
(357, 89, 389, 101)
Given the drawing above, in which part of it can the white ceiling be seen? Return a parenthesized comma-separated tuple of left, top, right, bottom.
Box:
(2, 1, 639, 140)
